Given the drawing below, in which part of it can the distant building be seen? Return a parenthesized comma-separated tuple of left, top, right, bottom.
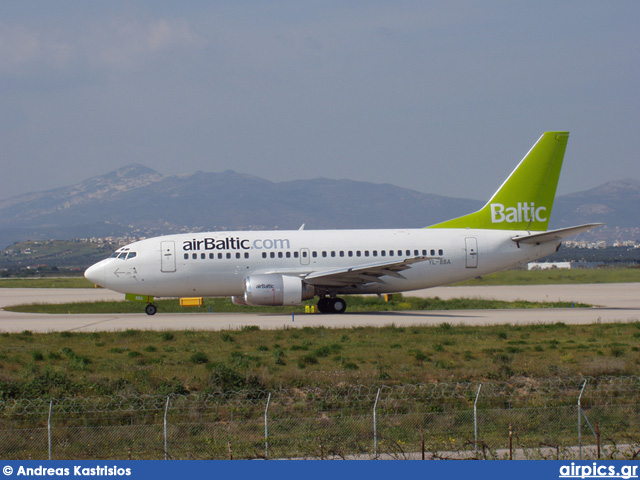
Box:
(527, 261, 605, 270)
(528, 262, 572, 270)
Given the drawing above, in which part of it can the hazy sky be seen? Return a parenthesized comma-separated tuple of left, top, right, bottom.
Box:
(1, 1, 638, 201)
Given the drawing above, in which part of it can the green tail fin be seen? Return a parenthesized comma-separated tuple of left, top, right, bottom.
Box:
(428, 131, 569, 231)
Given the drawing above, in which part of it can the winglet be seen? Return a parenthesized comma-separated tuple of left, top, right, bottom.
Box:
(428, 132, 569, 231)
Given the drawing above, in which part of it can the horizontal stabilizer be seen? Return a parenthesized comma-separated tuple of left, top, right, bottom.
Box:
(511, 223, 604, 245)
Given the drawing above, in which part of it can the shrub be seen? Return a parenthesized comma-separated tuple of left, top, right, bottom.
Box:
(190, 352, 209, 364)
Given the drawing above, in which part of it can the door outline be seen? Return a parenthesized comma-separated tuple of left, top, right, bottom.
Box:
(161, 241, 176, 272)
(300, 248, 310, 265)
(465, 237, 478, 268)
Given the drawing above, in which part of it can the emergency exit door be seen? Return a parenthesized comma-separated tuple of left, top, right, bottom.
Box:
(161, 241, 176, 272)
(465, 237, 478, 268)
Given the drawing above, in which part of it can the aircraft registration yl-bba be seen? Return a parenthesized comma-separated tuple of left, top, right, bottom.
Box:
(85, 132, 601, 315)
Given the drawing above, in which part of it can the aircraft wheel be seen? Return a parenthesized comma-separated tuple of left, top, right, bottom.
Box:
(145, 303, 157, 316)
(330, 297, 347, 314)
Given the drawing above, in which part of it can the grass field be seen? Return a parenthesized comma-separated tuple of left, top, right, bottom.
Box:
(4, 294, 588, 314)
(1, 267, 638, 289)
(1, 322, 639, 400)
(454, 267, 640, 285)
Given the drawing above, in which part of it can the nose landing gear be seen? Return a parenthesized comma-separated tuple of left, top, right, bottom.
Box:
(145, 303, 158, 316)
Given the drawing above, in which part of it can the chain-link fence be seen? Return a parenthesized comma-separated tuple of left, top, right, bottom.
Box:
(1, 376, 639, 460)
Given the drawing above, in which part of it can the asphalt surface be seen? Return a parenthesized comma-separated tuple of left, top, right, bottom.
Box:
(0, 283, 638, 332)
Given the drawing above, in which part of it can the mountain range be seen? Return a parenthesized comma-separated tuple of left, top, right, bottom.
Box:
(0, 164, 638, 248)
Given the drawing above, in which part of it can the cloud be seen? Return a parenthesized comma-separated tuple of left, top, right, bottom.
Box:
(90, 18, 202, 70)
(0, 23, 74, 74)
(0, 18, 201, 77)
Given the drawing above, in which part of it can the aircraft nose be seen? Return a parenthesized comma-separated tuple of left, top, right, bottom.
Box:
(84, 262, 105, 286)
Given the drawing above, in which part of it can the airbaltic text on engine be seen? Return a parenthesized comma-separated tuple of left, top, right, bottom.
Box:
(182, 237, 291, 251)
(490, 202, 547, 224)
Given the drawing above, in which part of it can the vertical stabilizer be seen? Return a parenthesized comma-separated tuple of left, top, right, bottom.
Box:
(428, 132, 568, 231)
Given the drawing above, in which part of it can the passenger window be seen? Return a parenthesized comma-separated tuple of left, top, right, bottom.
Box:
(262, 252, 267, 259)
(439, 249, 444, 256)
(218, 253, 223, 259)
(286, 252, 291, 258)
(356, 251, 361, 257)
(244, 252, 249, 259)
(364, 251, 369, 257)
(301, 251, 307, 257)
(339, 251, 344, 257)
(431, 249, 436, 256)
(373, 251, 378, 257)
(312, 251, 318, 258)
(398, 250, 402, 256)
(348, 251, 353, 257)
(192, 253, 197, 260)
(414, 250, 419, 256)
(209, 253, 214, 259)
(389, 250, 394, 256)
(405, 250, 410, 256)
(422, 250, 427, 256)
(331, 251, 336, 257)
(226, 253, 231, 259)
(201, 253, 206, 259)
(278, 252, 283, 258)
(322, 251, 327, 257)
(381, 251, 385, 257)
(236, 252, 241, 259)
(184, 253, 189, 260)
(294, 251, 299, 258)
(270, 252, 275, 258)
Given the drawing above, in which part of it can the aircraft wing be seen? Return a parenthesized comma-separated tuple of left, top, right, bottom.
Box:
(511, 223, 604, 245)
(303, 257, 429, 288)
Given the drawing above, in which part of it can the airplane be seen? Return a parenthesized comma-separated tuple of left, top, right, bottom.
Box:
(84, 132, 601, 315)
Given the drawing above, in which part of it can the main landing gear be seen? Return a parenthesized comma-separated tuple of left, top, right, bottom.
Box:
(145, 303, 158, 316)
(317, 296, 347, 314)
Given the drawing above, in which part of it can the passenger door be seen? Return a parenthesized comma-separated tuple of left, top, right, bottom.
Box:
(161, 241, 176, 272)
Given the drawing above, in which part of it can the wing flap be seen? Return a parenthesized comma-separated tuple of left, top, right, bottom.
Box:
(304, 257, 429, 288)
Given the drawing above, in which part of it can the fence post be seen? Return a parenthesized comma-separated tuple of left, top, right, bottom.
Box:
(474, 384, 482, 456)
(164, 396, 171, 460)
(373, 387, 381, 458)
(265, 392, 272, 459)
(578, 380, 587, 460)
(48, 399, 53, 460)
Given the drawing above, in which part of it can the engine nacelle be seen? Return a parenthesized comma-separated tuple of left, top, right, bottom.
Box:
(231, 296, 247, 306)
(243, 274, 314, 306)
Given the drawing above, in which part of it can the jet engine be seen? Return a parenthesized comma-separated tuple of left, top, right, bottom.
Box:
(235, 274, 314, 306)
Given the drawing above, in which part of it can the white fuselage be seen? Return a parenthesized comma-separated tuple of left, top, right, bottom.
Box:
(85, 228, 558, 298)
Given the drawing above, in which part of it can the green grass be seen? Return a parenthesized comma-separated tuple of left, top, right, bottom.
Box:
(1, 267, 638, 289)
(0, 322, 638, 400)
(0, 277, 95, 288)
(454, 267, 640, 286)
(4, 295, 588, 314)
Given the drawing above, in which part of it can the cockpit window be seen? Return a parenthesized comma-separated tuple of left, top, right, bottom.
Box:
(127, 252, 137, 260)
(110, 252, 120, 258)
(117, 252, 127, 259)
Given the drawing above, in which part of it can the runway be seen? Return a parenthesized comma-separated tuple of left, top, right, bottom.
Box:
(0, 283, 638, 333)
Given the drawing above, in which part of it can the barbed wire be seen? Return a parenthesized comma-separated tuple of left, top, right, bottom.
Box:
(1, 376, 637, 416)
